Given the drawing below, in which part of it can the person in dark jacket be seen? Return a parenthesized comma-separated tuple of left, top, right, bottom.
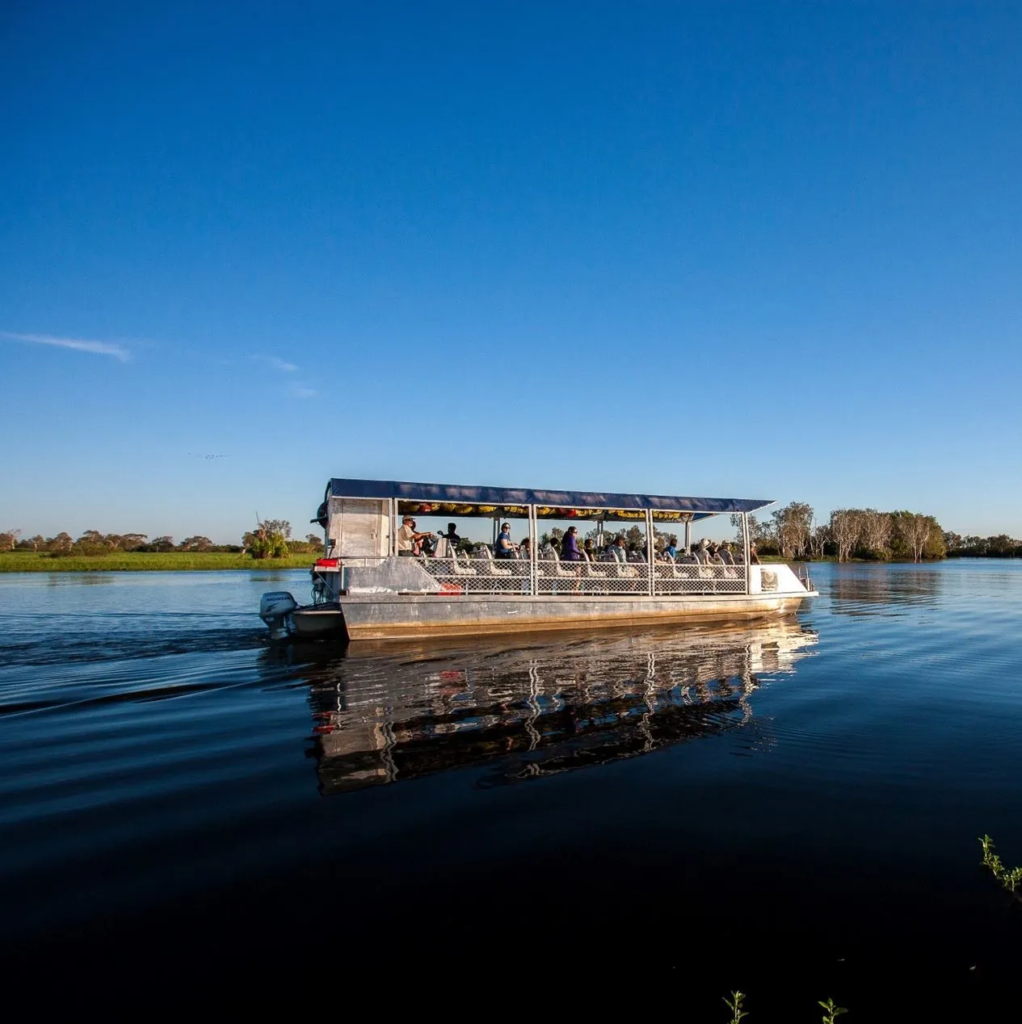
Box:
(560, 526, 582, 561)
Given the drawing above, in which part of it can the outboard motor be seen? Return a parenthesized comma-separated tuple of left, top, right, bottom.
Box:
(259, 591, 298, 641)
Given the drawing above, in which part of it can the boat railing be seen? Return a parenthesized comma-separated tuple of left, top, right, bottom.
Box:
(341, 552, 747, 597)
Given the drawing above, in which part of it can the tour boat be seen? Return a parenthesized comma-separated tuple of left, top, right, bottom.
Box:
(258, 478, 817, 642)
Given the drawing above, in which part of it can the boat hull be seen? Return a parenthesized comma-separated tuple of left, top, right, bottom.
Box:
(291, 603, 349, 640)
(291, 592, 812, 642)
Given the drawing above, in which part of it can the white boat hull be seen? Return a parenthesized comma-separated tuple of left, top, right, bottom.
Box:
(283, 591, 812, 642)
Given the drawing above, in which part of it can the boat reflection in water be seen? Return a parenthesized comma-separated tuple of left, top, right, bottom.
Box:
(291, 618, 818, 794)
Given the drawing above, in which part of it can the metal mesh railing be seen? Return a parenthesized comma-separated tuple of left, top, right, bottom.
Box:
(652, 562, 747, 594)
(537, 556, 649, 595)
(338, 552, 747, 597)
(417, 552, 533, 594)
(417, 553, 746, 596)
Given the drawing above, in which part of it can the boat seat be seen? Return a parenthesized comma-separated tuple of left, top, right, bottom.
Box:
(613, 557, 639, 579)
(449, 550, 478, 576)
(481, 546, 512, 576)
(549, 548, 578, 577)
(582, 551, 607, 578)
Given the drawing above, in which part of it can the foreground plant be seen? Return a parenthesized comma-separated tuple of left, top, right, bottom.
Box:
(721, 991, 847, 1022)
(723, 991, 748, 1024)
(979, 834, 1022, 897)
(819, 997, 848, 1024)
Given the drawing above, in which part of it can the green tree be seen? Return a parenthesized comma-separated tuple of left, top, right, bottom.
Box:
(179, 536, 213, 551)
(771, 502, 814, 559)
(72, 530, 107, 555)
(830, 510, 862, 562)
(858, 509, 892, 560)
(47, 532, 73, 554)
(244, 518, 291, 559)
(922, 518, 946, 559)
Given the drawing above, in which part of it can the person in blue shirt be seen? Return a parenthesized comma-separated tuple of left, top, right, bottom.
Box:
(494, 523, 518, 559)
(664, 538, 678, 561)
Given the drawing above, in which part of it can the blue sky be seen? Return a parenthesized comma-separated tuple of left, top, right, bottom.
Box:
(2, 1, 1020, 543)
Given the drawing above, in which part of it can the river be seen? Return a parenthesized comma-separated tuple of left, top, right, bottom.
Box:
(1, 562, 1020, 1015)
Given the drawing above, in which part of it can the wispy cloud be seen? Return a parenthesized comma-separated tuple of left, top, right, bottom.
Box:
(288, 382, 319, 399)
(1, 330, 131, 362)
(253, 355, 298, 372)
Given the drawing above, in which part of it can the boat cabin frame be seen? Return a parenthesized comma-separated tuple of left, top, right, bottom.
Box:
(320, 478, 777, 599)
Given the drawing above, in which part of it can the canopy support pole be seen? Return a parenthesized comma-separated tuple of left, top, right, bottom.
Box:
(646, 509, 655, 597)
(684, 518, 692, 552)
(528, 505, 537, 597)
(742, 512, 752, 594)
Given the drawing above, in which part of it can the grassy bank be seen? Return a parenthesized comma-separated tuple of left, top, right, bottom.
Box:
(0, 552, 317, 572)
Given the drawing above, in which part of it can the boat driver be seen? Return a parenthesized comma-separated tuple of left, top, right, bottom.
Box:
(397, 515, 434, 556)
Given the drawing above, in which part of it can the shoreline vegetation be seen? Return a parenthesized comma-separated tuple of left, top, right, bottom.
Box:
(0, 517, 321, 572)
(2, 505, 1021, 572)
(0, 551, 317, 572)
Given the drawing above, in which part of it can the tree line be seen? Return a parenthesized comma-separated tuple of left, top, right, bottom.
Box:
(5, 510, 1022, 562)
(941, 533, 1022, 558)
(0, 520, 322, 559)
(749, 505, 1020, 561)
(750, 504, 946, 562)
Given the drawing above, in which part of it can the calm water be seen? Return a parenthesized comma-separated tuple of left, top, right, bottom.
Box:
(2, 563, 1021, 1014)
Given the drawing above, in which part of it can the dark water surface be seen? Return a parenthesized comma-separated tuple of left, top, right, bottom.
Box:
(2, 563, 1021, 1015)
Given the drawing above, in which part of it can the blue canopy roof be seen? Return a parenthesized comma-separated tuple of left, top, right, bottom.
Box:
(327, 478, 773, 520)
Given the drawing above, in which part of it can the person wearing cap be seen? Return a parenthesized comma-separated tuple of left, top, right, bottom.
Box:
(719, 541, 736, 566)
(397, 515, 433, 556)
(494, 522, 518, 559)
(608, 535, 628, 563)
(694, 538, 710, 564)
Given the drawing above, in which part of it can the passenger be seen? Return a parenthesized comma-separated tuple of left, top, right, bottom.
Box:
(583, 538, 597, 562)
(494, 522, 518, 559)
(560, 526, 582, 562)
(750, 543, 762, 565)
(708, 543, 725, 566)
(397, 515, 434, 556)
(664, 537, 678, 560)
(519, 537, 531, 560)
(693, 538, 710, 564)
(609, 536, 628, 563)
(719, 541, 736, 566)
(627, 544, 644, 564)
(441, 522, 461, 547)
